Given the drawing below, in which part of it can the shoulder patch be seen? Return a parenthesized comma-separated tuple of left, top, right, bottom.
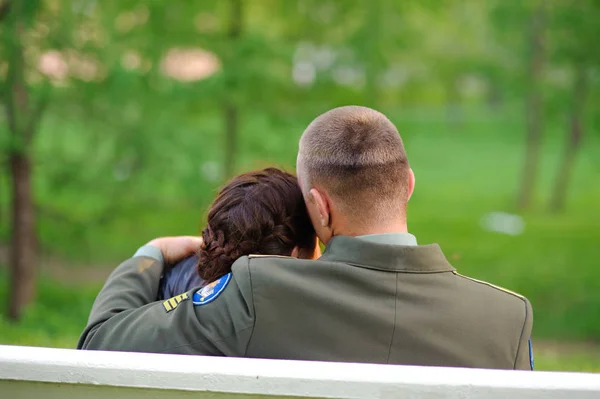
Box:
(452, 271, 525, 300)
(248, 254, 292, 259)
(193, 273, 231, 306)
(163, 292, 189, 312)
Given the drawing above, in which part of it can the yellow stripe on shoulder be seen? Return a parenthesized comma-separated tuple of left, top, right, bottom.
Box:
(452, 271, 524, 300)
(248, 254, 292, 259)
(162, 293, 190, 313)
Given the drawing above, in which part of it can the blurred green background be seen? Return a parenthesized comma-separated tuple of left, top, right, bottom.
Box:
(1, 0, 599, 372)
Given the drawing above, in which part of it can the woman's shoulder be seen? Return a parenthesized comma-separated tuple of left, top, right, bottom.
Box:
(158, 255, 205, 300)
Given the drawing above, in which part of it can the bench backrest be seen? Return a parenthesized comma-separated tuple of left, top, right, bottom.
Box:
(1, 345, 599, 398)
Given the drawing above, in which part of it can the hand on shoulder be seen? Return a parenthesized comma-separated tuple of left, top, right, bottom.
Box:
(148, 236, 203, 264)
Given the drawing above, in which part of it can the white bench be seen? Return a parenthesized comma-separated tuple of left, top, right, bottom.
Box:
(1, 345, 599, 398)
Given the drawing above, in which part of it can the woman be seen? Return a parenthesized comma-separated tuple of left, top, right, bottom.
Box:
(158, 167, 320, 300)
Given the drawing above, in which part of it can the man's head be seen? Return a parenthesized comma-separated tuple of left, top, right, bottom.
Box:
(296, 105, 415, 244)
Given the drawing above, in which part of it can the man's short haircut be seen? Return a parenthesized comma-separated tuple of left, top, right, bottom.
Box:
(298, 105, 410, 224)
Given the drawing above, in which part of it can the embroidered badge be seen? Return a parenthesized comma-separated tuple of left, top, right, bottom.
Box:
(163, 292, 189, 313)
(528, 339, 534, 370)
(193, 273, 231, 306)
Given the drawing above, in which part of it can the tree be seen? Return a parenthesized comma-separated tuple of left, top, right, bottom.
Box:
(549, 65, 589, 211)
(547, 0, 600, 211)
(517, 0, 547, 210)
(2, 0, 48, 320)
(1, 0, 175, 317)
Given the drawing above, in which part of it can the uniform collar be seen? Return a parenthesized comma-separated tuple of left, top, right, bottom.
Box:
(355, 232, 418, 246)
(320, 235, 455, 273)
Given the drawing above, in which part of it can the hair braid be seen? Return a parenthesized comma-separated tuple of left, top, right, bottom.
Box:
(195, 168, 317, 284)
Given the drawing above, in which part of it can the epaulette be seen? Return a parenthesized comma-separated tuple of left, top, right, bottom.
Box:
(452, 271, 525, 300)
(248, 254, 293, 259)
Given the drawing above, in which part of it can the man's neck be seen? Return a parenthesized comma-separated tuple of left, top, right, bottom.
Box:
(334, 223, 409, 237)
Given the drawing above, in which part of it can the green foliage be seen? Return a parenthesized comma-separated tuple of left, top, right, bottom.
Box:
(550, 0, 600, 66)
(1, 0, 600, 366)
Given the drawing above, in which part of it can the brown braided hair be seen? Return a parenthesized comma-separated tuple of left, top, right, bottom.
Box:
(197, 168, 317, 283)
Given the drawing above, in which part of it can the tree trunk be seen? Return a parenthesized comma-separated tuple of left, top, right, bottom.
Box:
(549, 66, 588, 212)
(223, 0, 242, 179)
(4, 3, 39, 320)
(0, 2, 11, 241)
(517, 1, 546, 210)
(8, 151, 37, 319)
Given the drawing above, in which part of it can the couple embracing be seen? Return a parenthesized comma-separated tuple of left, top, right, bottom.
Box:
(78, 106, 533, 370)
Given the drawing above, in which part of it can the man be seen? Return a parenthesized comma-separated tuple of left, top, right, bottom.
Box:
(78, 106, 533, 370)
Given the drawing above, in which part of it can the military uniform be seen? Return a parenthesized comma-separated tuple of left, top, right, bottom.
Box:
(78, 234, 533, 370)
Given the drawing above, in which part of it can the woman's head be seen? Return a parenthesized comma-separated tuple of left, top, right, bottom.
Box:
(198, 168, 318, 283)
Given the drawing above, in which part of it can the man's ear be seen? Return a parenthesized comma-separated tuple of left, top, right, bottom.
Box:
(309, 188, 330, 228)
(407, 168, 415, 201)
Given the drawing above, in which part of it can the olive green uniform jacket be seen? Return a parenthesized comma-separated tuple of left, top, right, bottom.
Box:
(78, 236, 533, 370)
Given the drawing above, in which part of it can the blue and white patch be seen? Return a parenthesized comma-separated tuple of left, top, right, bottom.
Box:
(193, 273, 232, 306)
(528, 339, 534, 370)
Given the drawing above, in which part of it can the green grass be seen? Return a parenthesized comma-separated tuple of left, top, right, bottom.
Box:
(0, 272, 598, 372)
(0, 270, 100, 349)
(534, 342, 600, 373)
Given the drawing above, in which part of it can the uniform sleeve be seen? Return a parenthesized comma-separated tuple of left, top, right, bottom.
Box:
(77, 256, 255, 356)
(514, 298, 534, 370)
